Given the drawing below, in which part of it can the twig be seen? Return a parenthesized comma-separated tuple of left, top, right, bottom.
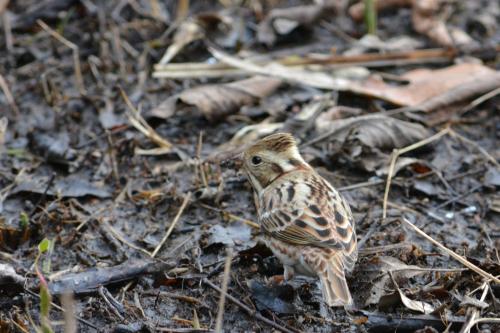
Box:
(61, 291, 77, 333)
(401, 218, 500, 284)
(155, 328, 214, 333)
(37, 20, 86, 95)
(98, 286, 124, 321)
(23, 288, 99, 331)
(102, 219, 151, 256)
(460, 86, 500, 115)
(215, 247, 233, 333)
(449, 129, 499, 168)
(2, 7, 13, 54)
(120, 87, 173, 151)
(338, 179, 385, 192)
(143, 290, 201, 304)
(202, 278, 299, 333)
(151, 192, 192, 257)
(198, 203, 259, 229)
(459, 283, 489, 333)
(383, 127, 450, 219)
(0, 74, 20, 114)
(28, 173, 55, 218)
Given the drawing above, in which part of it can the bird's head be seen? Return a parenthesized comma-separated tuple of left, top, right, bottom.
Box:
(242, 133, 308, 193)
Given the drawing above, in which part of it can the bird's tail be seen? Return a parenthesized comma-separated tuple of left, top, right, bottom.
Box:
(319, 254, 353, 307)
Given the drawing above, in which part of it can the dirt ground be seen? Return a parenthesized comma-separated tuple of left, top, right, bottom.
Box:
(0, 1, 499, 332)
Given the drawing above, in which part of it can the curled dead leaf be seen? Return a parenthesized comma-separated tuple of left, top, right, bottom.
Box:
(315, 114, 431, 150)
(355, 63, 497, 107)
(151, 76, 282, 121)
(397, 288, 436, 314)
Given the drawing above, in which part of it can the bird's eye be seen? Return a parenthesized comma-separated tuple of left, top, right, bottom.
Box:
(251, 156, 262, 165)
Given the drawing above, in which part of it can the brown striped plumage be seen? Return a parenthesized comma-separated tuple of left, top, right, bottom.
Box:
(243, 133, 357, 307)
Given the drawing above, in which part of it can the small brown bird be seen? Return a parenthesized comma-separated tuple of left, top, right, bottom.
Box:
(242, 133, 357, 307)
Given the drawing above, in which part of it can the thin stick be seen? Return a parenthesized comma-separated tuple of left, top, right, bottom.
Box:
(120, 87, 173, 150)
(23, 288, 99, 331)
(215, 247, 233, 333)
(151, 192, 192, 257)
(202, 279, 298, 333)
(383, 128, 450, 219)
(449, 129, 499, 168)
(459, 283, 489, 333)
(338, 179, 385, 192)
(0, 74, 19, 114)
(37, 20, 86, 95)
(460, 86, 500, 115)
(401, 218, 500, 284)
(103, 220, 151, 256)
(198, 203, 259, 229)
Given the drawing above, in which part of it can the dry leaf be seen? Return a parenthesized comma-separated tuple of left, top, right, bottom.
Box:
(315, 114, 430, 150)
(314, 113, 430, 173)
(397, 288, 436, 314)
(355, 63, 497, 107)
(363, 256, 438, 307)
(151, 76, 282, 121)
(412, 0, 453, 47)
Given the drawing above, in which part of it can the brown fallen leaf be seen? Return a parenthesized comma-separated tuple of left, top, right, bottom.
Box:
(315, 114, 431, 150)
(355, 63, 497, 107)
(362, 256, 458, 307)
(150, 76, 282, 121)
(312, 113, 430, 173)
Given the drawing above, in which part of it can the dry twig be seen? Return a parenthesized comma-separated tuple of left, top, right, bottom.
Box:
(215, 247, 234, 333)
(0, 74, 19, 114)
(401, 218, 500, 284)
(120, 87, 173, 153)
(151, 192, 192, 257)
(460, 282, 489, 333)
(202, 279, 299, 333)
(37, 20, 86, 95)
(383, 127, 450, 219)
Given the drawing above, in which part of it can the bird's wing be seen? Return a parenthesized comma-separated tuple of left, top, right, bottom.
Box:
(260, 173, 356, 255)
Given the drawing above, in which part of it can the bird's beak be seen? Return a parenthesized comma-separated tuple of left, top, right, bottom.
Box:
(219, 151, 244, 170)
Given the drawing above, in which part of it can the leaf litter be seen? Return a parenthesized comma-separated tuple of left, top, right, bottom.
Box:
(0, 0, 499, 332)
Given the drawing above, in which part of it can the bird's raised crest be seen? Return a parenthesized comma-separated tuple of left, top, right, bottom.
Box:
(253, 132, 297, 153)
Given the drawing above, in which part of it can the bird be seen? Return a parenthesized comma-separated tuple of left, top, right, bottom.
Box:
(242, 132, 357, 307)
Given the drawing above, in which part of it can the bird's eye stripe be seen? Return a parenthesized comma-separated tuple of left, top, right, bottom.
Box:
(287, 186, 295, 201)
